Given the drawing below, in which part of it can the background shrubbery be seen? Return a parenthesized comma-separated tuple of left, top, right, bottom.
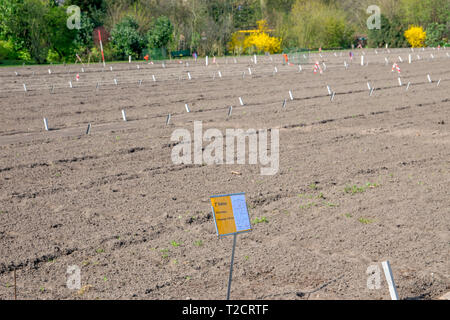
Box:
(0, 0, 448, 64)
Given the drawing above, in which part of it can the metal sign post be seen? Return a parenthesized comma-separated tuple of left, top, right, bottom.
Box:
(226, 233, 238, 300)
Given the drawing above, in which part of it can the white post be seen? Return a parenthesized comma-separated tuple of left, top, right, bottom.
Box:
(185, 104, 190, 113)
(122, 109, 127, 121)
(239, 97, 244, 106)
(381, 261, 399, 300)
(43, 118, 49, 131)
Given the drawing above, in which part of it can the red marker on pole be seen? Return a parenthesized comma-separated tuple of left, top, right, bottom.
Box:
(98, 30, 105, 67)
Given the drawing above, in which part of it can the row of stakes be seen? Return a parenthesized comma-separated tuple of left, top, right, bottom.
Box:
(21, 52, 448, 94)
(41, 69, 442, 133)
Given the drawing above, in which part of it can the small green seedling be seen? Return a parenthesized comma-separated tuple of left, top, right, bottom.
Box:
(96, 248, 104, 254)
(194, 240, 203, 247)
(309, 183, 318, 190)
(170, 241, 181, 247)
(252, 217, 268, 224)
(358, 217, 374, 224)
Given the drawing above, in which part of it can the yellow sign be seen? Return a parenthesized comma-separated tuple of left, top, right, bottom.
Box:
(210, 193, 251, 236)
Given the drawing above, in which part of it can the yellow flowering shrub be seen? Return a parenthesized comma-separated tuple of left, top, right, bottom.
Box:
(228, 20, 281, 54)
(404, 26, 426, 48)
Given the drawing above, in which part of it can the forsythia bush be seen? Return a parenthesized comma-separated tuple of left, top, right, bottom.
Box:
(228, 20, 281, 54)
(404, 26, 426, 47)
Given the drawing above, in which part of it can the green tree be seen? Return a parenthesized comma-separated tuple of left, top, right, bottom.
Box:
(147, 16, 174, 49)
(110, 16, 145, 59)
(425, 23, 448, 46)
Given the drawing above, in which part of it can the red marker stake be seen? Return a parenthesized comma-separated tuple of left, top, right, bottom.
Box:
(98, 30, 105, 67)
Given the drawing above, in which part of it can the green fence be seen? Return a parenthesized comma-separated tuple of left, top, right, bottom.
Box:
(143, 48, 168, 61)
(284, 48, 310, 65)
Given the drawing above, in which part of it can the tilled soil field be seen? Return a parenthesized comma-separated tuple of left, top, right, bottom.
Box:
(0, 48, 449, 300)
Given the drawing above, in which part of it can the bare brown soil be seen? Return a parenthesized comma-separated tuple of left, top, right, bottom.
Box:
(0, 48, 449, 300)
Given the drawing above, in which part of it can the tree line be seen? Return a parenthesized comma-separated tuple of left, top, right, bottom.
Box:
(0, 0, 448, 64)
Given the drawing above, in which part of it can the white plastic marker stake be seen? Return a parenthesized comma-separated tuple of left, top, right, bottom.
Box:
(110, 66, 113, 72)
(23, 84, 27, 92)
(137, 65, 140, 70)
(367, 82, 371, 91)
(129, 55, 131, 63)
(239, 97, 244, 106)
(282, 99, 287, 109)
(188, 72, 192, 80)
(381, 261, 399, 300)
(289, 90, 294, 101)
(369, 87, 374, 96)
(218, 71, 222, 78)
(385, 57, 388, 65)
(15, 71, 18, 76)
(43, 118, 49, 131)
(398, 77, 402, 86)
(330, 91, 336, 102)
(437, 79, 441, 87)
(322, 62, 326, 71)
(86, 123, 91, 135)
(122, 109, 127, 121)
(233, 58, 237, 64)
(227, 106, 233, 118)
(344, 61, 348, 69)
(69, 81, 73, 88)
(81, 67, 85, 73)
(248, 67, 252, 75)
(48, 69, 52, 74)
(114, 78, 118, 86)
(327, 85, 332, 95)
(430, 53, 434, 59)
(206, 56, 209, 66)
(406, 82, 411, 91)
(254, 54, 257, 64)
(408, 54, 411, 64)
(427, 74, 432, 83)
(185, 104, 190, 113)
(139, 79, 142, 86)
(152, 75, 156, 82)
(398, 56, 403, 63)
(361, 55, 364, 66)
(298, 65, 302, 72)
(166, 114, 171, 125)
